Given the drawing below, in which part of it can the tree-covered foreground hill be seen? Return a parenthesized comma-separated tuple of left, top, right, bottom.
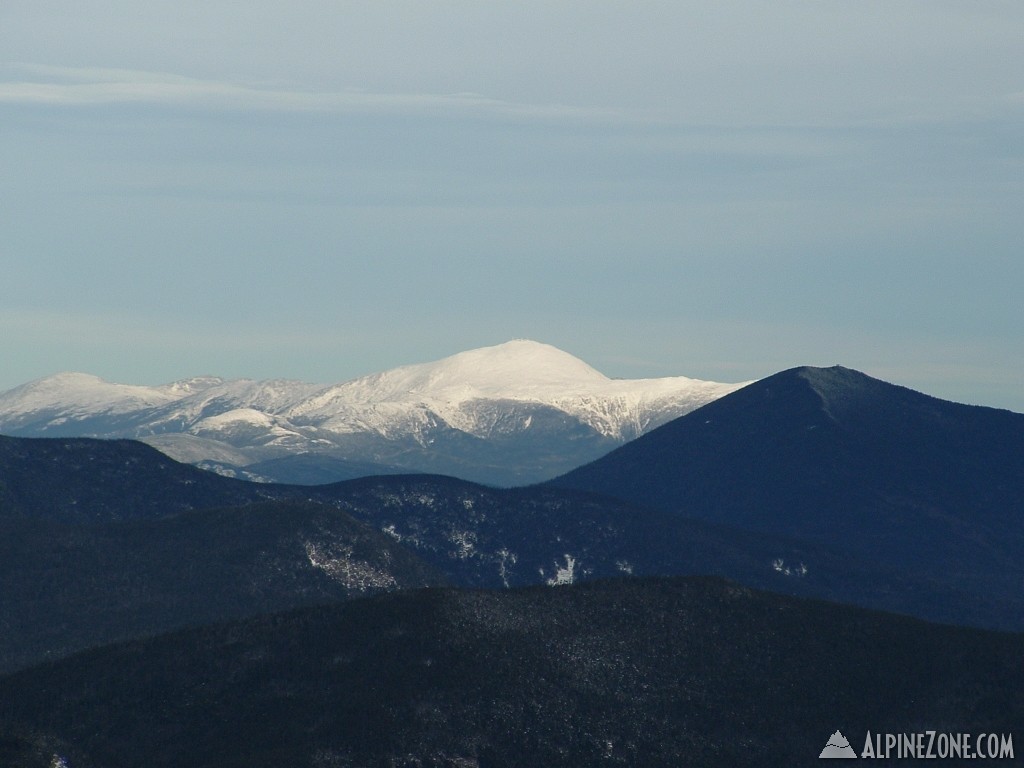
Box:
(1, 577, 1020, 768)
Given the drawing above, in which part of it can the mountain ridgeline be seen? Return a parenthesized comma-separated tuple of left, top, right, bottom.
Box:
(0, 340, 747, 486)
(552, 365, 1024, 628)
(0, 436, 273, 522)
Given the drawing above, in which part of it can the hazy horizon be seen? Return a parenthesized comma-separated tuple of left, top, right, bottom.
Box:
(3, 2, 1022, 412)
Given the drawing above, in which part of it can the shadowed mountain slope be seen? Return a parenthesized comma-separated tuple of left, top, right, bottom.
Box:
(318, 473, 999, 628)
(0, 501, 445, 674)
(1, 428, 1016, 673)
(1, 577, 1021, 768)
(0, 436, 274, 522)
(551, 366, 1024, 622)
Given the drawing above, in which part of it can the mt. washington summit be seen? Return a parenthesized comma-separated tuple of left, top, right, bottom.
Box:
(0, 341, 746, 485)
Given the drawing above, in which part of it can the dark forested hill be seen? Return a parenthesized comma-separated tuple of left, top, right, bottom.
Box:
(1, 577, 1020, 768)
(551, 366, 1024, 628)
(0, 435, 274, 522)
(3, 426, 1019, 680)
(0, 500, 445, 674)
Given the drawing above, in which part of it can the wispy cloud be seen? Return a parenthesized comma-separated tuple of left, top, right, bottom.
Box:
(1, 306, 312, 348)
(6, 63, 1016, 133)
(0, 63, 611, 121)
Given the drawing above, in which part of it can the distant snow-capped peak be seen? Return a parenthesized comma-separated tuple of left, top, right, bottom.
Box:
(0, 340, 750, 452)
(0, 372, 183, 417)
(283, 339, 747, 436)
(399, 339, 611, 396)
(287, 340, 609, 415)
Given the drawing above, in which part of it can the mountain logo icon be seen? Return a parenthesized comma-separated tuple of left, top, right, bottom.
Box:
(820, 730, 857, 758)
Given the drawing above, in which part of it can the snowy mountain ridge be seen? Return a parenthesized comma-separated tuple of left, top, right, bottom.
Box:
(0, 340, 750, 484)
(283, 340, 740, 441)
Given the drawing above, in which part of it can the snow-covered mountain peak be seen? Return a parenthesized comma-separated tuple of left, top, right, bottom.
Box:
(369, 340, 609, 399)
(0, 341, 751, 483)
(285, 340, 613, 420)
(0, 372, 181, 415)
(20, 371, 109, 392)
(447, 339, 608, 384)
(283, 340, 749, 442)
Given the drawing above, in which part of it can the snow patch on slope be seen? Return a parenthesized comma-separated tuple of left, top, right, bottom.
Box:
(304, 540, 398, 591)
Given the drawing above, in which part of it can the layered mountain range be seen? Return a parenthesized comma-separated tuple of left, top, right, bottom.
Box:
(4, 435, 952, 674)
(2, 355, 1022, 766)
(2, 360, 1022, 682)
(0, 340, 746, 485)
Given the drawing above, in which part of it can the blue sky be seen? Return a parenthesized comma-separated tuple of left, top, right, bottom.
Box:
(2, 2, 1022, 411)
